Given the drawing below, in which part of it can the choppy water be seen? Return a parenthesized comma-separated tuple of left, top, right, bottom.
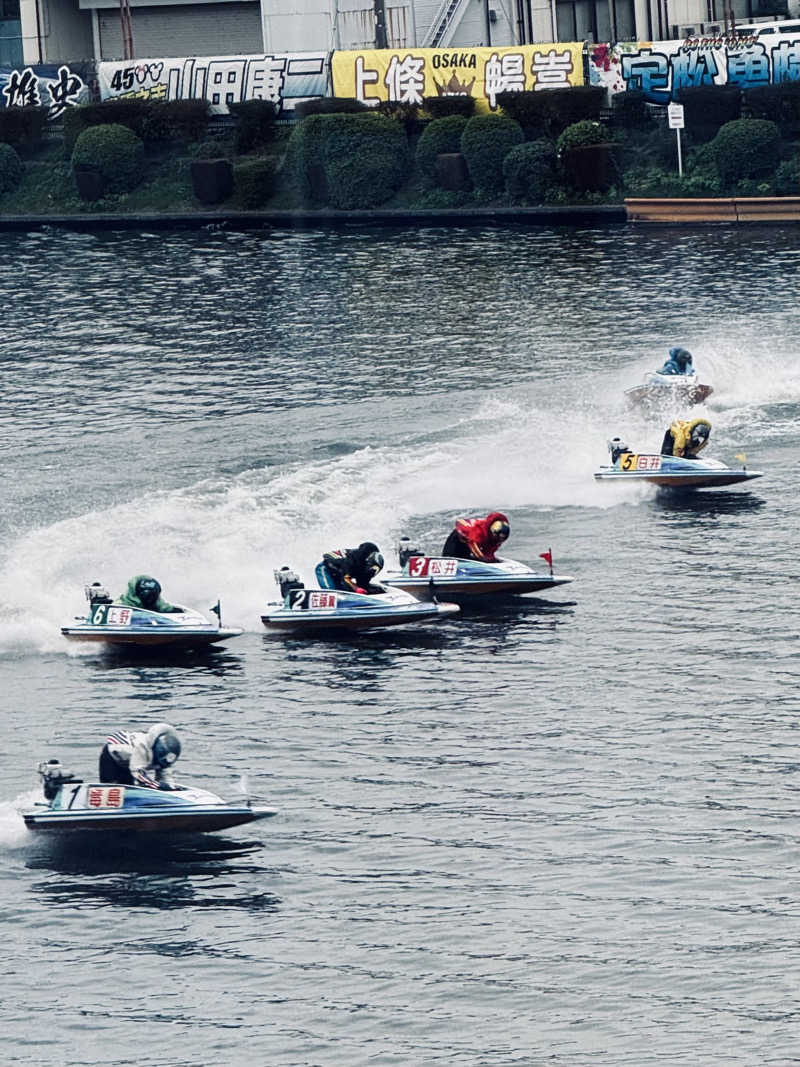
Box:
(1, 222, 799, 1066)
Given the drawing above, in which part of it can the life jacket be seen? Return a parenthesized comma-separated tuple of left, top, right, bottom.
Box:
(454, 511, 510, 562)
(669, 417, 711, 457)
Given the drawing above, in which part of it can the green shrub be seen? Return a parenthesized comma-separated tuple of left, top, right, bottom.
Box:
(327, 148, 406, 208)
(377, 100, 423, 136)
(228, 99, 278, 153)
(63, 98, 209, 153)
(422, 95, 475, 119)
(556, 120, 609, 155)
(744, 83, 800, 134)
(611, 90, 652, 130)
(498, 86, 604, 140)
(0, 142, 23, 193)
(625, 165, 722, 198)
(233, 157, 277, 207)
(152, 99, 210, 143)
(294, 97, 368, 118)
(503, 140, 556, 203)
(460, 113, 523, 196)
(774, 158, 798, 196)
(287, 111, 409, 206)
(0, 107, 47, 150)
(711, 118, 780, 186)
(415, 115, 468, 184)
(71, 123, 145, 194)
(676, 85, 741, 143)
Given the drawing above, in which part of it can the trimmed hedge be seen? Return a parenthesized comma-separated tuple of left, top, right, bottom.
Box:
(63, 98, 210, 153)
(710, 118, 780, 185)
(71, 123, 145, 194)
(498, 86, 605, 140)
(423, 95, 475, 119)
(287, 111, 409, 207)
(233, 157, 277, 207)
(294, 97, 368, 118)
(676, 85, 741, 143)
(556, 120, 609, 155)
(0, 107, 47, 150)
(744, 83, 800, 133)
(0, 142, 23, 194)
(611, 89, 652, 130)
(503, 140, 556, 203)
(415, 115, 468, 184)
(460, 113, 523, 196)
(228, 99, 278, 153)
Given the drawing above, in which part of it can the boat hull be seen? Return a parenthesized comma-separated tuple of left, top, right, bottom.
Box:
(383, 556, 574, 600)
(24, 806, 276, 833)
(61, 626, 243, 648)
(262, 601, 458, 633)
(594, 453, 762, 490)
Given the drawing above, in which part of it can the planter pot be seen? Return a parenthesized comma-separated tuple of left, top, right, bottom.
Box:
(563, 143, 621, 192)
(73, 164, 104, 202)
(190, 158, 233, 205)
(436, 152, 470, 191)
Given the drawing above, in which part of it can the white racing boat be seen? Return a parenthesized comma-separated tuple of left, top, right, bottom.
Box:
(625, 370, 713, 408)
(382, 539, 574, 600)
(61, 583, 243, 648)
(261, 567, 459, 634)
(594, 447, 762, 490)
(22, 759, 276, 834)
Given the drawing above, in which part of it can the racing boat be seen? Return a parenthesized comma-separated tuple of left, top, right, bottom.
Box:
(261, 567, 459, 633)
(382, 539, 574, 600)
(594, 445, 762, 490)
(61, 583, 243, 648)
(22, 759, 276, 834)
(625, 370, 713, 408)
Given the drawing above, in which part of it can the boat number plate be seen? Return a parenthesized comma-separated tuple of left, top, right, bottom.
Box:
(307, 591, 337, 610)
(93, 606, 133, 626)
(619, 453, 662, 472)
(408, 557, 458, 578)
(87, 786, 125, 808)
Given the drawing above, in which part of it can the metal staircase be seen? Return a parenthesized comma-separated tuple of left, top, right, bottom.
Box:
(422, 0, 470, 47)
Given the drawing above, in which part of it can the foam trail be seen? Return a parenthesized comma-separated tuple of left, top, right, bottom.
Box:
(0, 793, 37, 849)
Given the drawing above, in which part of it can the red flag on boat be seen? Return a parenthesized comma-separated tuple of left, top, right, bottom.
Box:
(539, 549, 553, 572)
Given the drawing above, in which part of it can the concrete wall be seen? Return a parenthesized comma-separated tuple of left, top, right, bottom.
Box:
(40, 0, 93, 60)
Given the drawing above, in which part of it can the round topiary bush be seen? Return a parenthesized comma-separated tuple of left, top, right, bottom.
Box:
(710, 118, 780, 186)
(556, 120, 609, 156)
(71, 123, 145, 194)
(327, 148, 407, 209)
(416, 115, 469, 185)
(503, 140, 556, 203)
(460, 114, 523, 197)
(774, 158, 798, 196)
(0, 141, 23, 194)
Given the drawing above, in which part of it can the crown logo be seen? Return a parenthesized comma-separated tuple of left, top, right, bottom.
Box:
(434, 73, 475, 96)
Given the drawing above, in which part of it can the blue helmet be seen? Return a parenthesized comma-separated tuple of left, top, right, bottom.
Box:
(669, 347, 692, 368)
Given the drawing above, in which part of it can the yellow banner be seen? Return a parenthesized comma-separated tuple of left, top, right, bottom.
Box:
(332, 45, 585, 113)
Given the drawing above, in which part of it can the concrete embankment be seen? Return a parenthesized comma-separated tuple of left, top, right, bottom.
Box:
(625, 197, 800, 224)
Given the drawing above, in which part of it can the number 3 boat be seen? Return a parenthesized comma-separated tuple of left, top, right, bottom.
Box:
(381, 539, 574, 600)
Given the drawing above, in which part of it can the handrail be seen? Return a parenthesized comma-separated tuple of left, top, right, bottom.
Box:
(421, 0, 470, 47)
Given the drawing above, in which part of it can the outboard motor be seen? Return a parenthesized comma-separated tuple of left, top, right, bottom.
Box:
(608, 438, 630, 464)
(37, 759, 80, 801)
(274, 567, 305, 601)
(396, 537, 422, 568)
(85, 582, 112, 607)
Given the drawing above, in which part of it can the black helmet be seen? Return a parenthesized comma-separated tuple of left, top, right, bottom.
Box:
(691, 422, 710, 445)
(135, 576, 161, 608)
(151, 725, 181, 768)
(356, 542, 384, 577)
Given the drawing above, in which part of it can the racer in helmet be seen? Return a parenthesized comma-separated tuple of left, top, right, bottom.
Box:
(660, 417, 712, 459)
(99, 722, 182, 789)
(315, 542, 385, 594)
(441, 511, 510, 563)
(116, 575, 183, 613)
(659, 347, 694, 375)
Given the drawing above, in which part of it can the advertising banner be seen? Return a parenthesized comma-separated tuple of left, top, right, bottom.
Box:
(0, 63, 92, 119)
(332, 44, 585, 112)
(98, 53, 330, 116)
(589, 36, 799, 101)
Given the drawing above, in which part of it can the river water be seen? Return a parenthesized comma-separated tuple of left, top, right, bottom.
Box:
(1, 222, 798, 1066)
